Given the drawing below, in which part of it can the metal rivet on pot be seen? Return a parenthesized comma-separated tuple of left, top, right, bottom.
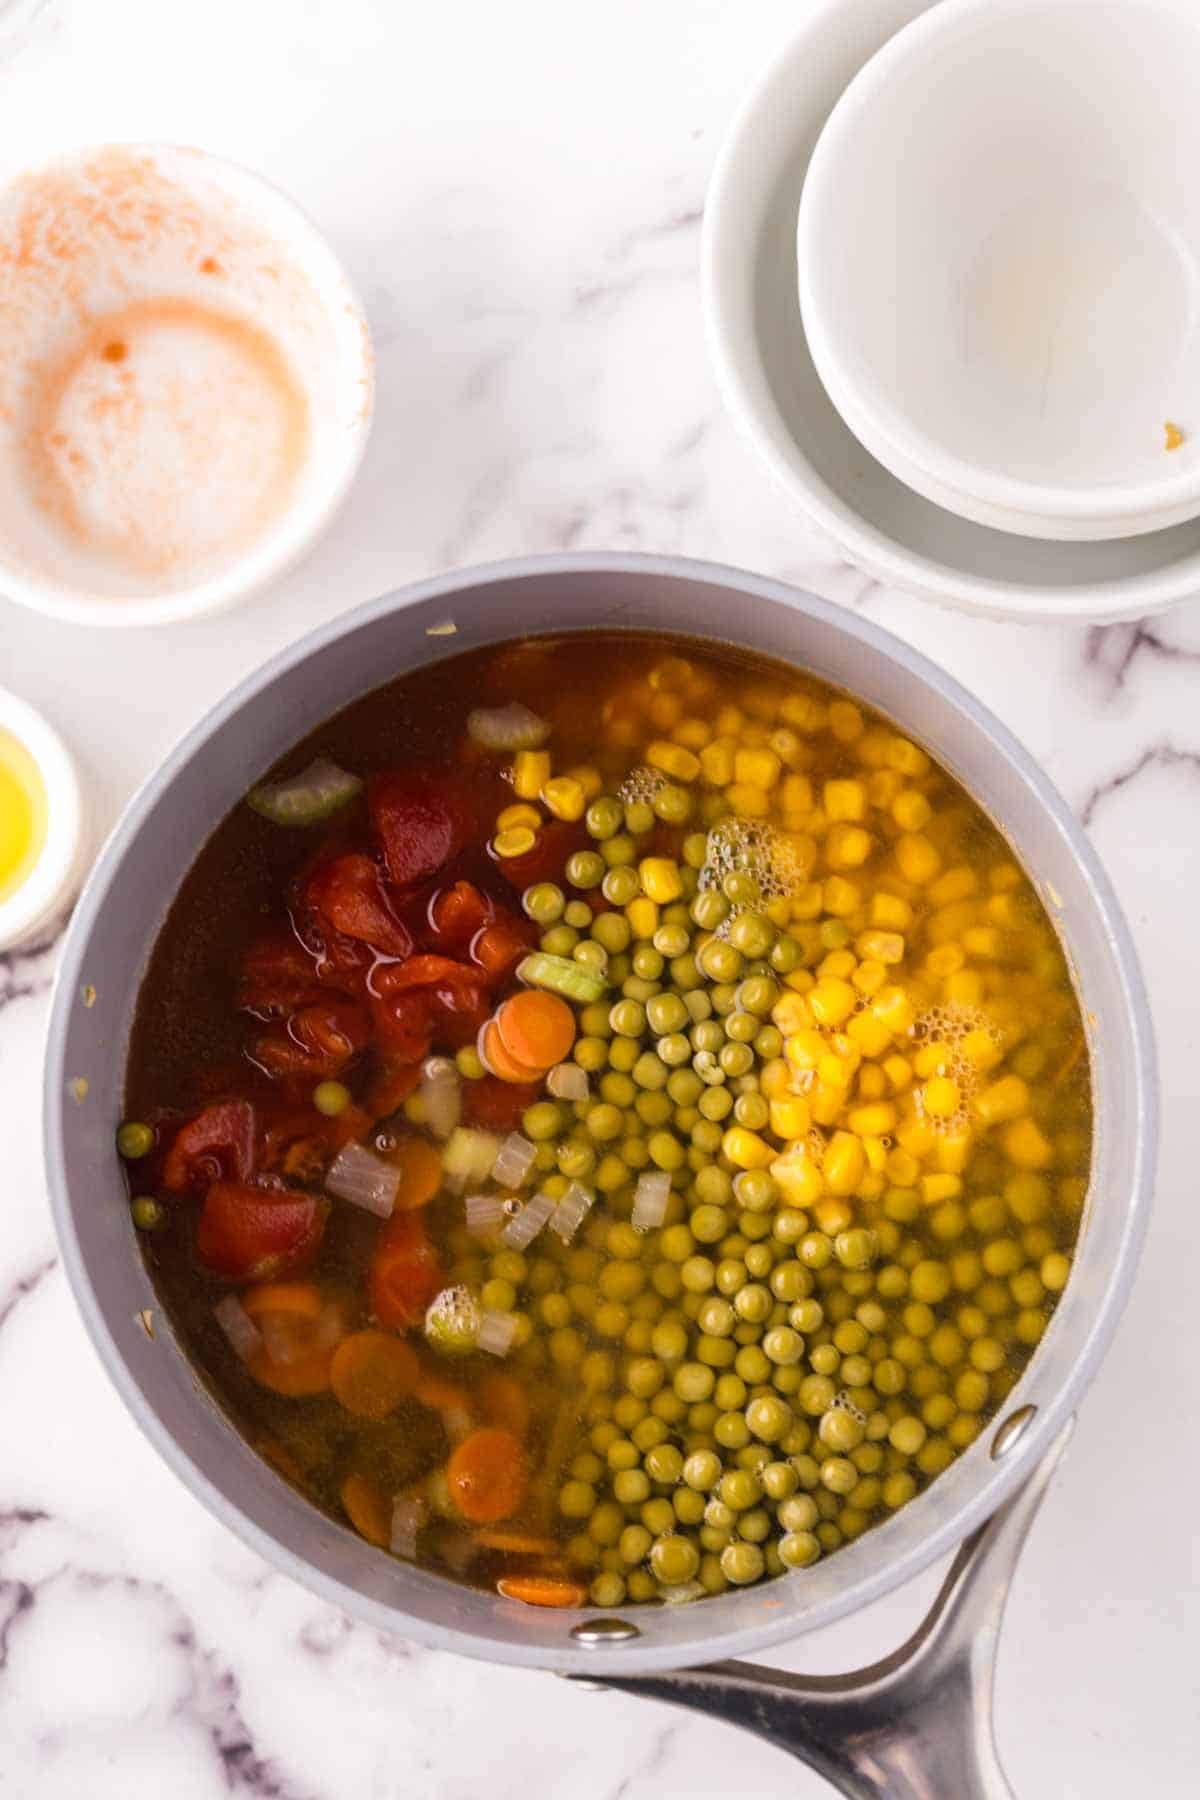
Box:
(570, 1618, 641, 1646)
(991, 1404, 1037, 1460)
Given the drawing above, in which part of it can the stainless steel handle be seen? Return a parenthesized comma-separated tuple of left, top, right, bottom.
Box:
(582, 1420, 1075, 1799)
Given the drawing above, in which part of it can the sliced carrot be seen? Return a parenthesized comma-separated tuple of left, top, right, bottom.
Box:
(475, 1529, 558, 1556)
(497, 990, 576, 1070)
(247, 1343, 334, 1396)
(330, 1330, 420, 1419)
(390, 1134, 444, 1211)
(446, 1427, 527, 1523)
(496, 1575, 586, 1608)
(340, 1473, 391, 1548)
(481, 1018, 545, 1084)
(478, 1370, 532, 1441)
(414, 1368, 472, 1411)
(241, 1281, 323, 1323)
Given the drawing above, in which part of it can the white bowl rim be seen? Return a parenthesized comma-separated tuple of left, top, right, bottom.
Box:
(0, 141, 374, 630)
(701, 0, 1200, 620)
(797, 0, 1200, 532)
(0, 684, 83, 950)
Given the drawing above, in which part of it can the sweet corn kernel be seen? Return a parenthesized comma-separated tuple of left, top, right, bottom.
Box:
(873, 987, 916, 1035)
(766, 896, 793, 928)
(810, 1082, 845, 1126)
(856, 1063, 887, 1100)
(987, 892, 1023, 928)
(961, 1028, 1003, 1071)
(824, 779, 867, 822)
(896, 1116, 937, 1158)
(769, 727, 806, 768)
(513, 750, 551, 799)
(791, 882, 823, 921)
(773, 993, 813, 1035)
(921, 1076, 961, 1119)
(826, 825, 873, 870)
(828, 700, 865, 743)
(914, 1041, 952, 1079)
(771, 1149, 824, 1206)
(646, 740, 701, 783)
(895, 833, 942, 885)
(648, 691, 684, 730)
(856, 929, 905, 965)
(817, 1052, 852, 1088)
(926, 943, 965, 977)
(892, 791, 932, 832)
(975, 1075, 1030, 1124)
(944, 969, 985, 1008)
(963, 926, 1002, 959)
(809, 977, 857, 1028)
(863, 1135, 888, 1173)
(493, 826, 537, 858)
(847, 1010, 892, 1058)
(781, 773, 814, 815)
(852, 959, 887, 999)
(820, 877, 860, 920)
(784, 966, 815, 994)
(734, 746, 782, 790)
(726, 783, 771, 818)
(870, 891, 914, 931)
(760, 1058, 793, 1099)
(769, 1096, 812, 1139)
(859, 1171, 885, 1200)
(883, 1053, 913, 1091)
(672, 718, 712, 751)
(639, 858, 683, 903)
(625, 897, 660, 940)
(921, 1173, 962, 1204)
(886, 737, 931, 777)
(779, 692, 827, 732)
(848, 1101, 898, 1137)
(1004, 1117, 1053, 1169)
(929, 901, 977, 946)
(541, 775, 586, 822)
(824, 1131, 866, 1196)
(929, 867, 978, 909)
(935, 1129, 973, 1174)
(723, 1126, 775, 1170)
(497, 802, 543, 833)
(565, 765, 603, 800)
(818, 948, 857, 980)
(868, 769, 904, 808)
(814, 1197, 853, 1235)
(699, 739, 736, 786)
(715, 705, 744, 736)
(886, 1146, 920, 1185)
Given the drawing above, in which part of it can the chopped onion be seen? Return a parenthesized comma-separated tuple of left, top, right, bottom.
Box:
(501, 1190, 556, 1250)
(260, 1314, 303, 1365)
(464, 1192, 507, 1236)
(390, 1496, 426, 1559)
(478, 1310, 519, 1356)
(442, 1127, 501, 1191)
(442, 1404, 475, 1442)
(424, 1284, 480, 1355)
(438, 1531, 480, 1575)
(421, 1057, 461, 1140)
(213, 1295, 262, 1363)
(247, 758, 362, 827)
(327, 1142, 400, 1217)
(548, 1180, 594, 1243)
(492, 1131, 536, 1189)
(547, 1061, 589, 1102)
(659, 1579, 705, 1606)
(467, 703, 550, 752)
(632, 1170, 671, 1232)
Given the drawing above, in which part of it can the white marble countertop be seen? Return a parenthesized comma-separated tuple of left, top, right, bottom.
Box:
(1, 2, 1197, 1795)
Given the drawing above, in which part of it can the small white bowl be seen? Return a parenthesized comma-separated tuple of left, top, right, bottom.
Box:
(703, 0, 1200, 620)
(799, 0, 1200, 542)
(0, 685, 85, 951)
(0, 144, 373, 626)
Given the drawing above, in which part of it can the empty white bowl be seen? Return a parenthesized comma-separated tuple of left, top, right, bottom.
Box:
(703, 0, 1200, 619)
(799, 0, 1200, 542)
(0, 144, 373, 626)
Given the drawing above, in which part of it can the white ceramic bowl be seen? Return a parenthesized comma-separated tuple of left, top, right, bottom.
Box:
(799, 0, 1200, 542)
(0, 144, 373, 627)
(703, 0, 1200, 619)
(0, 684, 85, 951)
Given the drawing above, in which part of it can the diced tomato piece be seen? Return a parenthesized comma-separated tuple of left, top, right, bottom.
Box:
(196, 1182, 328, 1283)
(307, 854, 413, 960)
(376, 954, 488, 996)
(371, 769, 472, 890)
(363, 1061, 423, 1122)
(163, 1102, 256, 1193)
(368, 1211, 443, 1331)
(427, 880, 494, 955)
(252, 999, 371, 1080)
(462, 1074, 541, 1133)
(257, 1104, 366, 1182)
(430, 987, 491, 1049)
(238, 933, 327, 1018)
(492, 819, 587, 891)
(471, 915, 537, 984)
(370, 988, 434, 1063)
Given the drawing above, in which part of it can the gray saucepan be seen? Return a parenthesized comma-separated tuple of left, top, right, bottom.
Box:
(43, 555, 1156, 1798)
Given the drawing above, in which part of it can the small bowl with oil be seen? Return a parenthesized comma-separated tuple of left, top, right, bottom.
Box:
(0, 143, 373, 627)
(0, 685, 84, 950)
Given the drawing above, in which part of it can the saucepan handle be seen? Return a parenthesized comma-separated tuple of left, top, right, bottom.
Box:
(578, 1419, 1075, 1800)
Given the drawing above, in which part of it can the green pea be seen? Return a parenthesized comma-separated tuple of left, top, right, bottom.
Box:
(835, 1229, 878, 1270)
(779, 1531, 821, 1569)
(636, 1090, 674, 1130)
(820, 1456, 859, 1496)
(714, 1041, 750, 1079)
(738, 976, 778, 1016)
(630, 948, 664, 983)
(609, 998, 646, 1038)
(601, 865, 640, 907)
(729, 912, 776, 958)
(673, 1487, 706, 1526)
(698, 938, 743, 983)
(645, 1443, 684, 1485)
(521, 1100, 563, 1141)
(696, 1333, 736, 1368)
(586, 1102, 624, 1142)
(310, 1084, 351, 1123)
(523, 882, 566, 924)
(753, 1024, 784, 1060)
(645, 991, 687, 1036)
(648, 1130, 686, 1172)
(563, 899, 594, 929)
(599, 1072, 636, 1109)
(723, 1010, 757, 1045)
(587, 912, 629, 955)
(719, 1467, 762, 1512)
(746, 1394, 791, 1442)
(613, 1468, 652, 1506)
(689, 889, 727, 931)
(730, 1093, 766, 1132)
(609, 1036, 640, 1073)
(734, 1282, 772, 1324)
(674, 1361, 715, 1403)
(632, 1415, 669, 1452)
(130, 1196, 166, 1231)
(769, 933, 802, 973)
(619, 1522, 653, 1564)
(681, 1448, 721, 1492)
(587, 796, 624, 839)
(603, 833, 637, 867)
(670, 952, 704, 992)
(654, 923, 691, 958)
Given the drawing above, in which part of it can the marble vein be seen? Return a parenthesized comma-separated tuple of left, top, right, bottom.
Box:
(1080, 742, 1200, 825)
(0, 1256, 57, 1336)
(1083, 619, 1200, 696)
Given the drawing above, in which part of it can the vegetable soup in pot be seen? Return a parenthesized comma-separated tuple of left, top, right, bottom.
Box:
(119, 634, 1090, 1611)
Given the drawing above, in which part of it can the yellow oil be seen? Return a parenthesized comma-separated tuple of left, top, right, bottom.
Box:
(0, 728, 48, 905)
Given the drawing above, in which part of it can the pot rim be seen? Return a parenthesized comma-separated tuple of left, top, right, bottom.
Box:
(43, 552, 1156, 1673)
